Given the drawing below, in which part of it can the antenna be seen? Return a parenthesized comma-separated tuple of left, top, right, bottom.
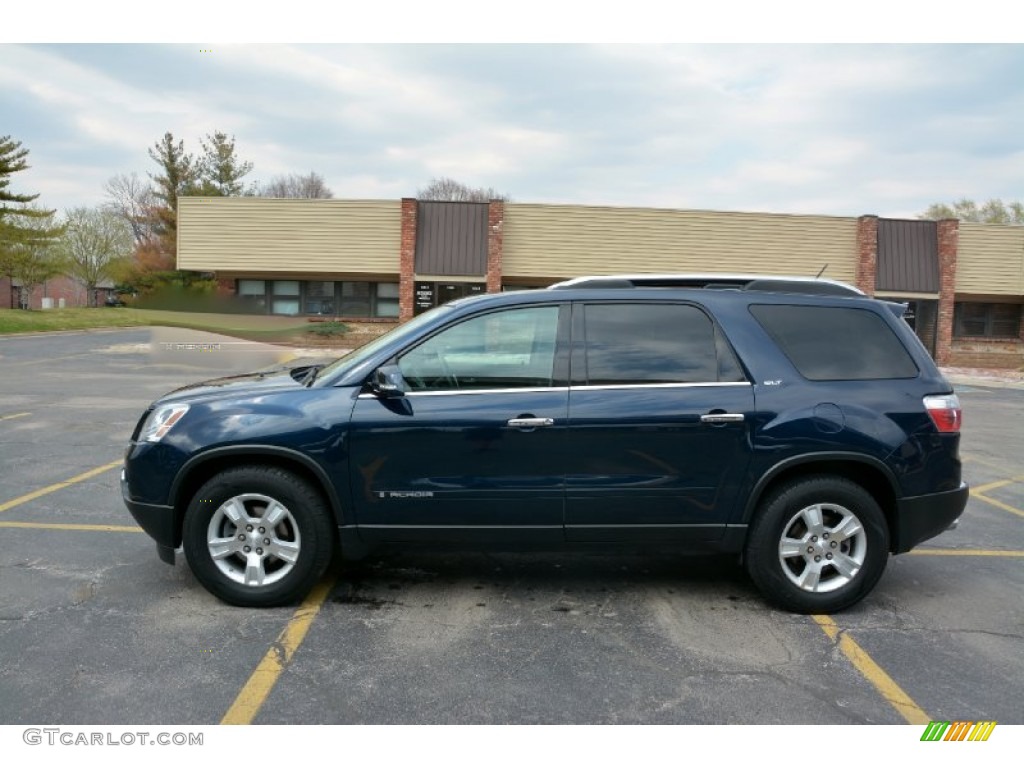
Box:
(815, 264, 829, 279)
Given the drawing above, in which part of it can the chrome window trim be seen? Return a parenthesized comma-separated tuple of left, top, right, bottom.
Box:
(571, 382, 752, 391)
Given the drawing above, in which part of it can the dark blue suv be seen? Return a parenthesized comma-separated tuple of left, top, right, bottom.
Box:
(122, 275, 968, 612)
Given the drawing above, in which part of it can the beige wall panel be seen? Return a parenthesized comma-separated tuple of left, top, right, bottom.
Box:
(956, 223, 1024, 295)
(178, 198, 401, 274)
(503, 204, 859, 282)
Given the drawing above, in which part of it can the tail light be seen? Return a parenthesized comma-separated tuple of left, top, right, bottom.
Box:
(924, 394, 962, 433)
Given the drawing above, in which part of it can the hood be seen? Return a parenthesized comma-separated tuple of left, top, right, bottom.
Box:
(157, 365, 315, 405)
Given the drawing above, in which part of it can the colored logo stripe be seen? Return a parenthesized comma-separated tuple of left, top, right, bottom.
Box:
(921, 721, 996, 742)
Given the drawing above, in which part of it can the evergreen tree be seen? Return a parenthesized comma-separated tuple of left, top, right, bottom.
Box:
(0, 136, 60, 307)
(146, 132, 196, 270)
(197, 131, 253, 196)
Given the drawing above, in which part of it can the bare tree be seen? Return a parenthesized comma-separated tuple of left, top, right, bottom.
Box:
(921, 198, 1024, 224)
(416, 177, 511, 202)
(258, 172, 334, 199)
(104, 172, 158, 246)
(62, 206, 134, 306)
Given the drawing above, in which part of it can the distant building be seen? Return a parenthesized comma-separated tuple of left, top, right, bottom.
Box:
(176, 197, 1024, 369)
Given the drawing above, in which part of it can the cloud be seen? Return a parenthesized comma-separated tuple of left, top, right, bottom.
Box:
(3, 43, 1023, 219)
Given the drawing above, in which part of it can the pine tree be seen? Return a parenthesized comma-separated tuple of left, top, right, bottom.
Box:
(146, 132, 196, 270)
(0, 136, 60, 307)
(197, 132, 253, 196)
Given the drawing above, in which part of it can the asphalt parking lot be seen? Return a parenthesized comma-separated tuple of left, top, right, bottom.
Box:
(1, 328, 1022, 725)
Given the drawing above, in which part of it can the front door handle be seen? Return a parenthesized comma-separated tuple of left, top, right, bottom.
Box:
(506, 417, 555, 429)
(700, 413, 745, 424)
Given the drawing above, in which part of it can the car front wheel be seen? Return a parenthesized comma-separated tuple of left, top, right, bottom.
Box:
(183, 466, 333, 607)
(745, 475, 889, 613)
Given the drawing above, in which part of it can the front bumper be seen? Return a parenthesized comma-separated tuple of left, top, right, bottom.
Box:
(894, 482, 969, 553)
(121, 470, 179, 564)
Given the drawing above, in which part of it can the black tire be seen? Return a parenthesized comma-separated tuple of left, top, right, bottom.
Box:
(745, 475, 889, 614)
(183, 466, 334, 607)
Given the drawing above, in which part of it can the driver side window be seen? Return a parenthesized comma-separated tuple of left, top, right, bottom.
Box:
(399, 306, 559, 391)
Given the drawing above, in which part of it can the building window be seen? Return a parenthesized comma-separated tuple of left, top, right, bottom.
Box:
(237, 279, 266, 311)
(340, 282, 372, 317)
(376, 282, 400, 318)
(339, 281, 398, 318)
(304, 281, 335, 316)
(236, 279, 400, 318)
(271, 280, 301, 316)
(954, 303, 1022, 339)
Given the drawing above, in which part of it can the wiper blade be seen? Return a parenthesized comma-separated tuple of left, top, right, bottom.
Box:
(302, 364, 325, 386)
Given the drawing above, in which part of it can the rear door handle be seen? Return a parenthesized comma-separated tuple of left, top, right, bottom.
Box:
(700, 413, 745, 424)
(506, 417, 555, 429)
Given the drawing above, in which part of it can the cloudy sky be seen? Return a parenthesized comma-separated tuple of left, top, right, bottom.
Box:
(3, 36, 1022, 218)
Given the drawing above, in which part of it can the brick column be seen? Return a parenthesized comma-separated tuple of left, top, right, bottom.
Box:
(935, 218, 959, 365)
(399, 198, 417, 322)
(855, 215, 878, 296)
(486, 200, 504, 294)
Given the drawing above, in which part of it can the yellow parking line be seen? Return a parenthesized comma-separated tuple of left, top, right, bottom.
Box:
(221, 577, 336, 725)
(812, 615, 930, 725)
(973, 492, 1024, 519)
(910, 548, 1024, 557)
(0, 460, 122, 514)
(0, 521, 142, 533)
(0, 412, 31, 421)
(971, 473, 1024, 494)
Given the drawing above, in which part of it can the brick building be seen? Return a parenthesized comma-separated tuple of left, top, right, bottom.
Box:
(176, 197, 1024, 368)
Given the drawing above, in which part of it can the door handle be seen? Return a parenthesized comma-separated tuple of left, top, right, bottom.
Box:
(700, 413, 745, 424)
(506, 417, 555, 429)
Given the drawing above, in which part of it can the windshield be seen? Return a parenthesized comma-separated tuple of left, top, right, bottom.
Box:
(313, 305, 455, 384)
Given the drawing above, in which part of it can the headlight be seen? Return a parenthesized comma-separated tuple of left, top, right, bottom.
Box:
(140, 403, 190, 443)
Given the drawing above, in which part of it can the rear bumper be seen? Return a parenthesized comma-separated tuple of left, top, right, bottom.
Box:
(122, 471, 178, 564)
(894, 482, 969, 553)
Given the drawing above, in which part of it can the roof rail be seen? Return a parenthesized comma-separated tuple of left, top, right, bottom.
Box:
(547, 274, 864, 297)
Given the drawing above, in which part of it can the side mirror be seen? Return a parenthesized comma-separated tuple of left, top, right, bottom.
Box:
(372, 365, 407, 398)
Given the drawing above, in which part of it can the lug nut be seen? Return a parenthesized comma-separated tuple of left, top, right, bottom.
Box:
(814, 556, 821, 562)
(811, 535, 818, 542)
(263, 538, 270, 545)
(244, 546, 251, 553)
(246, 525, 253, 532)
(831, 541, 838, 548)
(807, 546, 814, 553)
(826, 554, 833, 560)
(238, 534, 245, 541)
(256, 548, 263, 555)
(823, 533, 829, 539)
(259, 527, 265, 534)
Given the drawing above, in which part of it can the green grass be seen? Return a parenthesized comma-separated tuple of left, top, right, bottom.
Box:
(0, 308, 311, 343)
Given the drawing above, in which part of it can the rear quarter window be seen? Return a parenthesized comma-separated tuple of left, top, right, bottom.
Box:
(750, 304, 919, 381)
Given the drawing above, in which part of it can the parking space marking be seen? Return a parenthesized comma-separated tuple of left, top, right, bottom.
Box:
(812, 614, 930, 725)
(972, 492, 1024, 519)
(971, 476, 1024, 495)
(221, 577, 336, 725)
(0, 521, 142, 533)
(910, 548, 1024, 557)
(0, 460, 122, 514)
(0, 412, 31, 421)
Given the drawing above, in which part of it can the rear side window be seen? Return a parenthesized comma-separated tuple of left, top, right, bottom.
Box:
(582, 303, 743, 385)
(750, 304, 919, 380)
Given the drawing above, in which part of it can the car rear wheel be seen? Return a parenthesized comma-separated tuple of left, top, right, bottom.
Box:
(745, 475, 889, 613)
(183, 466, 333, 607)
